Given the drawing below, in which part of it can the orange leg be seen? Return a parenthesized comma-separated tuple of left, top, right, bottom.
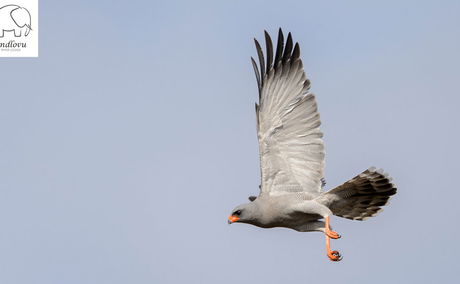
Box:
(326, 234, 342, 261)
(324, 216, 342, 261)
(325, 216, 341, 239)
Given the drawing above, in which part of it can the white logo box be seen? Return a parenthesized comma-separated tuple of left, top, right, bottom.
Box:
(0, 0, 38, 57)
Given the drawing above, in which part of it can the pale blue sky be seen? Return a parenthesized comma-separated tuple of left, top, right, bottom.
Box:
(1, 0, 459, 283)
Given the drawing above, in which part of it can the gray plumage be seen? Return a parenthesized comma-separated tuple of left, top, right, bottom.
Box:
(317, 167, 396, 221)
(229, 29, 397, 260)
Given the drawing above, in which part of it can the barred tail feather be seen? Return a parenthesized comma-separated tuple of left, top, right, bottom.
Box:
(318, 167, 397, 221)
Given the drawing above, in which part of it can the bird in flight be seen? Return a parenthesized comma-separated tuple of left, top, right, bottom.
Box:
(228, 29, 397, 261)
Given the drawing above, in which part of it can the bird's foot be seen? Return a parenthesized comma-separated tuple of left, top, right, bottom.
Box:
(327, 250, 342, 262)
(324, 216, 342, 261)
(324, 216, 341, 239)
(325, 228, 341, 239)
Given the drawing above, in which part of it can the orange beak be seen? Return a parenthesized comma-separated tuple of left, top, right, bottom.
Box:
(228, 215, 240, 223)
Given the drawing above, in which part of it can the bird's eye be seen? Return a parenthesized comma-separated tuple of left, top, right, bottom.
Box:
(233, 210, 242, 216)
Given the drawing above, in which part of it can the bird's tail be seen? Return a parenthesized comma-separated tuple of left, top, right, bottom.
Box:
(317, 167, 397, 221)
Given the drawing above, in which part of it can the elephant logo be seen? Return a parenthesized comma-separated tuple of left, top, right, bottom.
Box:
(0, 4, 32, 38)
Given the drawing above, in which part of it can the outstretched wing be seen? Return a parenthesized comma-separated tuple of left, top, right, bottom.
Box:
(253, 29, 324, 196)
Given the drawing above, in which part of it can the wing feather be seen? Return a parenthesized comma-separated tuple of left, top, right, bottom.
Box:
(264, 31, 274, 73)
(252, 29, 325, 195)
(251, 57, 261, 93)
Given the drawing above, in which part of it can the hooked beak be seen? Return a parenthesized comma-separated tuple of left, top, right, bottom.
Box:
(228, 215, 240, 224)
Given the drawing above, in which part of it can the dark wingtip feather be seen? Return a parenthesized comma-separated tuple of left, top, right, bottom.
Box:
(251, 57, 261, 94)
(254, 38, 265, 84)
(282, 32, 293, 63)
(264, 31, 273, 73)
(274, 28, 284, 67)
(292, 42, 300, 62)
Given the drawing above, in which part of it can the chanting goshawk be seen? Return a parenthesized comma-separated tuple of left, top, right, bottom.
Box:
(228, 29, 397, 261)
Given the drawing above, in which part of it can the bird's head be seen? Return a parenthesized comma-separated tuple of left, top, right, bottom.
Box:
(228, 201, 260, 225)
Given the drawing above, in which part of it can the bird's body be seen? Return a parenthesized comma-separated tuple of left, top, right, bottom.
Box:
(228, 29, 397, 261)
(235, 193, 322, 229)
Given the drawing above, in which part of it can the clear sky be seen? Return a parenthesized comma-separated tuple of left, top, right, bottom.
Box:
(1, 0, 459, 283)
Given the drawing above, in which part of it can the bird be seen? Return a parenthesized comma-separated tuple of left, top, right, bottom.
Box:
(228, 29, 397, 262)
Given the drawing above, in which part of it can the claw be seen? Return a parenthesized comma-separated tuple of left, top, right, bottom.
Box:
(326, 230, 341, 239)
(327, 250, 342, 261)
(324, 216, 341, 239)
